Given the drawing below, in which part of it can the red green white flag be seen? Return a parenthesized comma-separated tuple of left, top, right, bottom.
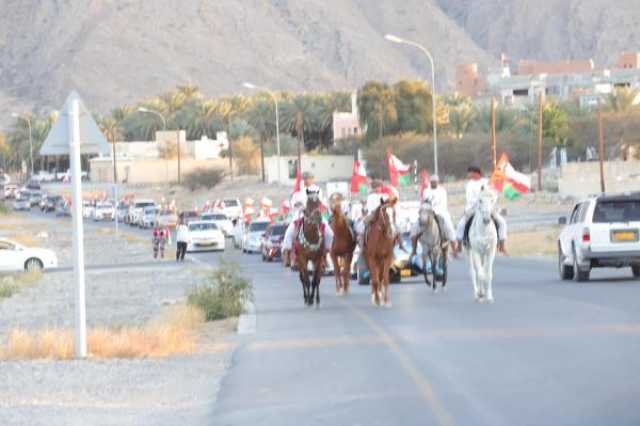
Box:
(387, 151, 411, 187)
(491, 153, 531, 200)
(350, 160, 368, 194)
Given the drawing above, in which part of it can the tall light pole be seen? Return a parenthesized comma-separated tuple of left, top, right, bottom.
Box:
(11, 112, 34, 177)
(138, 107, 181, 184)
(243, 82, 281, 184)
(385, 34, 439, 176)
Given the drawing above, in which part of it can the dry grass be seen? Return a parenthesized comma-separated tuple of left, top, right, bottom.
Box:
(7, 233, 39, 247)
(0, 271, 43, 299)
(508, 225, 560, 257)
(0, 305, 206, 360)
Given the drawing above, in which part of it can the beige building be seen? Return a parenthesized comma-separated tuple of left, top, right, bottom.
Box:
(332, 92, 361, 141)
(264, 155, 353, 184)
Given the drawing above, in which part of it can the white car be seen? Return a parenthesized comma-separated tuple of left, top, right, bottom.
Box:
(222, 198, 243, 220)
(201, 211, 234, 236)
(242, 220, 270, 253)
(558, 192, 640, 282)
(139, 206, 159, 228)
(82, 200, 95, 219)
(13, 191, 31, 211)
(128, 199, 155, 225)
(186, 221, 226, 252)
(93, 201, 115, 221)
(116, 201, 129, 223)
(0, 238, 58, 272)
(2, 184, 17, 199)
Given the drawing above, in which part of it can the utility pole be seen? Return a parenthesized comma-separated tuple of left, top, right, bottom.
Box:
(537, 92, 544, 192)
(598, 100, 606, 193)
(490, 96, 497, 168)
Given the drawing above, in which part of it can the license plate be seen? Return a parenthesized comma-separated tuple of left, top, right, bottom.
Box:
(400, 268, 412, 277)
(196, 241, 215, 246)
(611, 230, 638, 242)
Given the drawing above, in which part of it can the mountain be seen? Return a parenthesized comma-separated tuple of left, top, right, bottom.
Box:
(1, 0, 639, 127)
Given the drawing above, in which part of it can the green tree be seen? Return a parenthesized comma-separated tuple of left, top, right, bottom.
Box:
(607, 88, 640, 113)
(358, 81, 397, 141)
(393, 79, 433, 134)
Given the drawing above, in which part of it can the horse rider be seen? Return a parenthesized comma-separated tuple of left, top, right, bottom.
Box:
(453, 164, 508, 255)
(411, 174, 456, 256)
(282, 185, 334, 267)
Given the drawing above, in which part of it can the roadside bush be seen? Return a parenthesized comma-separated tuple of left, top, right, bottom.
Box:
(0, 201, 8, 215)
(232, 136, 260, 175)
(183, 168, 226, 191)
(187, 262, 254, 321)
(0, 271, 42, 299)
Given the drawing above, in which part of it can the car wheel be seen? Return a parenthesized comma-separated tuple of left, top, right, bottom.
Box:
(632, 264, 640, 278)
(24, 258, 43, 272)
(572, 248, 590, 282)
(558, 245, 574, 280)
(357, 268, 370, 285)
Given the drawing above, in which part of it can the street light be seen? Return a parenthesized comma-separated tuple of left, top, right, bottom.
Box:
(385, 34, 439, 176)
(138, 107, 182, 184)
(11, 112, 34, 176)
(243, 82, 282, 184)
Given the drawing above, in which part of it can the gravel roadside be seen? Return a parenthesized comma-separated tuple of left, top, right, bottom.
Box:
(0, 212, 238, 425)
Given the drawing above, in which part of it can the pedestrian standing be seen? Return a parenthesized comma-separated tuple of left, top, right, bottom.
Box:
(152, 222, 168, 259)
(176, 219, 189, 262)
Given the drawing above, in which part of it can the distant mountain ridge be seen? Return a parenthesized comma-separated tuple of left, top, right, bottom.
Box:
(1, 0, 638, 126)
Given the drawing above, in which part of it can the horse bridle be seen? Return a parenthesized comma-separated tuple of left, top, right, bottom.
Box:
(299, 206, 323, 252)
(377, 204, 395, 240)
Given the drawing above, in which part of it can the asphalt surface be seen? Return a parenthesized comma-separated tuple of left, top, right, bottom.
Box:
(25, 210, 640, 425)
(200, 249, 639, 426)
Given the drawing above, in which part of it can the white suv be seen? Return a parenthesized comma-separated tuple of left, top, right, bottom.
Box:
(558, 192, 640, 282)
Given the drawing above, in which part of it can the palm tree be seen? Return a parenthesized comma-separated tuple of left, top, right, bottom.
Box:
(281, 95, 317, 162)
(98, 116, 122, 182)
(177, 99, 223, 140)
(358, 81, 397, 141)
(607, 88, 640, 114)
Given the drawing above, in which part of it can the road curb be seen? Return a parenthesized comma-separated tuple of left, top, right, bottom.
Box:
(238, 301, 256, 334)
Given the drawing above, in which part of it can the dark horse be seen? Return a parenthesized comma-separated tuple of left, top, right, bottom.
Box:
(364, 199, 397, 307)
(294, 201, 325, 307)
(329, 193, 357, 295)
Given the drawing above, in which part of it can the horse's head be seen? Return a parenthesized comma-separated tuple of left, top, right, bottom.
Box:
(329, 192, 344, 214)
(376, 200, 397, 239)
(477, 188, 497, 224)
(419, 200, 434, 225)
(304, 204, 322, 226)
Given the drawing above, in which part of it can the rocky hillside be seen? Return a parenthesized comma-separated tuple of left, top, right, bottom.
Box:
(1, 0, 639, 125)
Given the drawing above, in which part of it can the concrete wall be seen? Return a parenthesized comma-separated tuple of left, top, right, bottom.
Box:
(558, 160, 640, 197)
(264, 155, 353, 184)
(90, 158, 228, 184)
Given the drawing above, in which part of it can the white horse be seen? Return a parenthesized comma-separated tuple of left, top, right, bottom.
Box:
(465, 189, 498, 303)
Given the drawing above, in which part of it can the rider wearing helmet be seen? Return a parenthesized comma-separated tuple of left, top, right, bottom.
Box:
(453, 164, 508, 255)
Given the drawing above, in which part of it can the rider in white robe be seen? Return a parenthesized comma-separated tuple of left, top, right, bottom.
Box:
(417, 175, 455, 242)
(454, 165, 508, 254)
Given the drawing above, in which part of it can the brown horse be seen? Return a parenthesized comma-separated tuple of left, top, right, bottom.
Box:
(294, 202, 325, 307)
(364, 199, 397, 307)
(329, 194, 357, 296)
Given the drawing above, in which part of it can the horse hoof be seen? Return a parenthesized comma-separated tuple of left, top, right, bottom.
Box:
(486, 297, 494, 304)
(384, 302, 393, 308)
(315, 303, 320, 309)
(336, 289, 344, 296)
(432, 287, 438, 293)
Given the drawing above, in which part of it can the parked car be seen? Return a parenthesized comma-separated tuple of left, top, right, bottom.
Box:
(82, 200, 95, 219)
(139, 206, 159, 228)
(179, 210, 200, 225)
(28, 190, 42, 208)
(558, 192, 640, 282)
(127, 199, 155, 225)
(186, 221, 226, 252)
(44, 195, 62, 213)
(93, 201, 115, 221)
(157, 209, 178, 228)
(13, 191, 31, 211)
(354, 232, 425, 285)
(0, 238, 58, 272)
(222, 198, 243, 220)
(116, 201, 129, 223)
(2, 184, 18, 199)
(201, 211, 234, 236)
(261, 223, 288, 261)
(242, 219, 270, 253)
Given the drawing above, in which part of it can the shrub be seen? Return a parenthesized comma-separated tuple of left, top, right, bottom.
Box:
(0, 271, 42, 299)
(187, 262, 254, 321)
(0, 201, 9, 215)
(183, 168, 226, 191)
(232, 136, 260, 175)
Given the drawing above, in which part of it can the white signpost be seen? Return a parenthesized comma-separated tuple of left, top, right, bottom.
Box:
(41, 91, 109, 358)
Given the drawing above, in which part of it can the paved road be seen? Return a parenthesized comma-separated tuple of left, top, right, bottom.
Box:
(198, 250, 640, 426)
(23, 210, 640, 424)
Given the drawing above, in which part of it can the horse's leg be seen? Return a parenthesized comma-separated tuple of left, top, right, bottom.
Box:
(343, 253, 353, 294)
(430, 251, 437, 293)
(370, 261, 380, 306)
(331, 252, 342, 295)
(469, 250, 481, 301)
(299, 268, 309, 306)
(441, 247, 448, 291)
(486, 249, 496, 303)
(422, 251, 431, 287)
(475, 251, 487, 301)
(313, 264, 322, 308)
(383, 257, 392, 308)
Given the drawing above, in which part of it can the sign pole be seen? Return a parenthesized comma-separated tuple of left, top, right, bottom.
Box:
(69, 99, 87, 358)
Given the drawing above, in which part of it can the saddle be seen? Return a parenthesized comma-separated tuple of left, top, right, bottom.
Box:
(463, 214, 500, 248)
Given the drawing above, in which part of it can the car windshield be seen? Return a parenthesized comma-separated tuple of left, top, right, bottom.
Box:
(97, 203, 112, 208)
(0, 241, 16, 250)
(189, 223, 218, 231)
(136, 202, 155, 209)
(144, 207, 157, 214)
(159, 210, 174, 216)
(593, 200, 640, 223)
(271, 225, 287, 236)
(223, 200, 239, 207)
(249, 222, 269, 232)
